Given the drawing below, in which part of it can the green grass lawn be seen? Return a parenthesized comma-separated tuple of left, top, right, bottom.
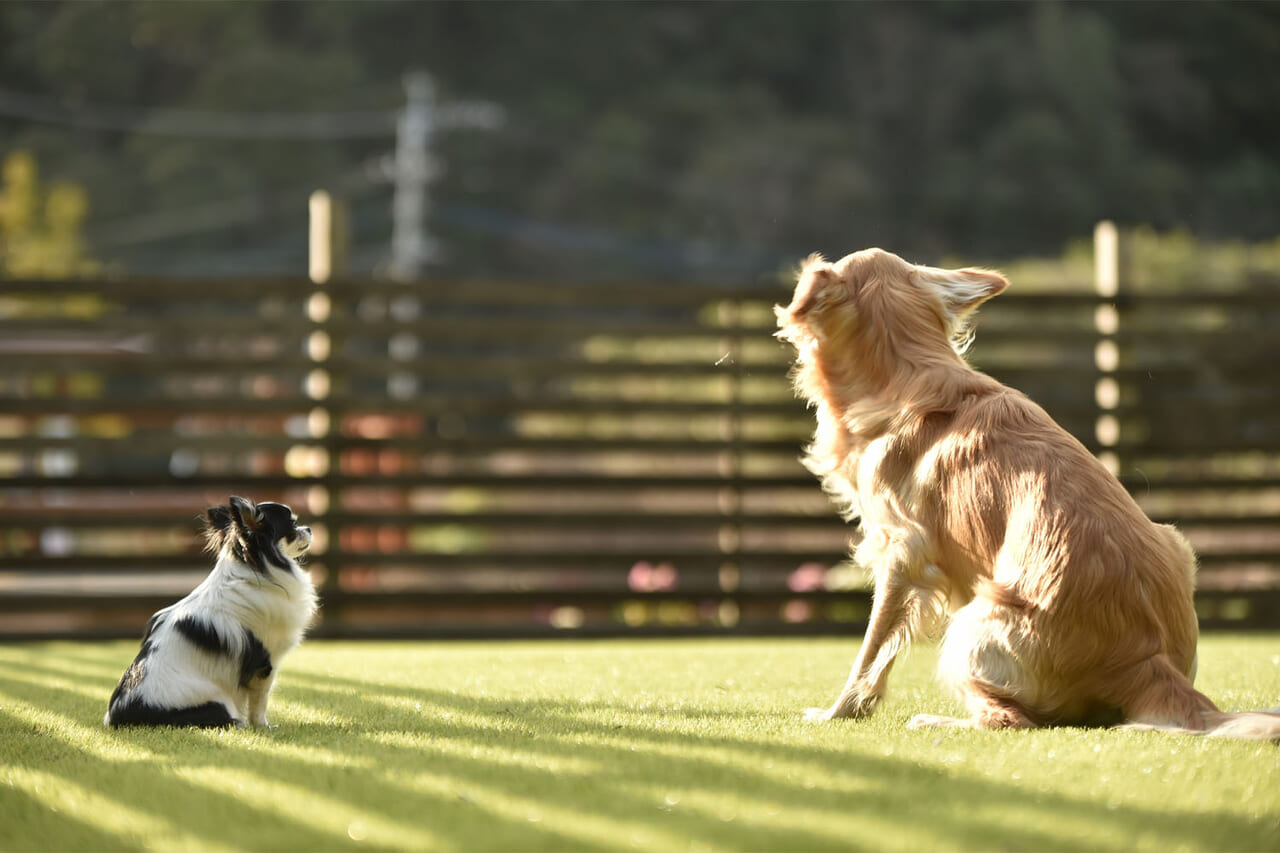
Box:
(1, 635, 1278, 852)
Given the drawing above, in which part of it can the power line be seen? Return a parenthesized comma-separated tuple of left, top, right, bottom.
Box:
(431, 201, 791, 276)
(85, 170, 381, 250)
(0, 87, 398, 139)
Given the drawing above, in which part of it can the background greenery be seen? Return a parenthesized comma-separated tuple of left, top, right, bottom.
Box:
(2, 636, 1278, 851)
(2, 1, 1279, 279)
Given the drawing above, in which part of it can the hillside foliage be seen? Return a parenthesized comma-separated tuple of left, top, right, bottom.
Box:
(1, 2, 1278, 281)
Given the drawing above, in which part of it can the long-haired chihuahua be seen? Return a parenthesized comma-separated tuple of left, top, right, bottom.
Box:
(777, 248, 1279, 739)
(105, 496, 317, 728)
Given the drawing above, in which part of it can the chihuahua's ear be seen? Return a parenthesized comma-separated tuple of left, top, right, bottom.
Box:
(202, 504, 234, 553)
(228, 496, 263, 533)
(205, 504, 233, 532)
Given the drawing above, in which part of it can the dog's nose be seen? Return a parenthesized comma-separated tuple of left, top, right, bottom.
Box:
(299, 526, 312, 537)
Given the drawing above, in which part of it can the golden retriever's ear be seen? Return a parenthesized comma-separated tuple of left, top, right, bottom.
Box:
(786, 254, 837, 317)
(915, 265, 1008, 315)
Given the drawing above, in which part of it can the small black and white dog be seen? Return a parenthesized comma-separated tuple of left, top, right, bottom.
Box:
(105, 496, 318, 728)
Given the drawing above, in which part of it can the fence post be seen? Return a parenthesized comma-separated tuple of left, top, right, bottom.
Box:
(1093, 221, 1125, 476)
(308, 190, 346, 630)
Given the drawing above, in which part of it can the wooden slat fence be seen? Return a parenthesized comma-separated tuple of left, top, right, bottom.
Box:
(1, 276, 1277, 639)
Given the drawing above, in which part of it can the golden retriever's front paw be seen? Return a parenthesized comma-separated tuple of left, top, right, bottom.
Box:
(806, 692, 880, 721)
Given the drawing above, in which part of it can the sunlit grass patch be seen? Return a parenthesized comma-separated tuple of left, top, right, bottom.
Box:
(1, 636, 1278, 852)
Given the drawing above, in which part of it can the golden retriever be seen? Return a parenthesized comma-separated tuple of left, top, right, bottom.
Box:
(776, 248, 1279, 739)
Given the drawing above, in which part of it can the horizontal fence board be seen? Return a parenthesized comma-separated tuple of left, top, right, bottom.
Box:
(0, 474, 829, 491)
(3, 509, 1274, 531)
(0, 513, 845, 531)
(0, 550, 848, 570)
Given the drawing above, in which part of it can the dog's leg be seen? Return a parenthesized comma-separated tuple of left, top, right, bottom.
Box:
(908, 675, 1037, 730)
(246, 673, 277, 727)
(807, 524, 932, 721)
(909, 593, 1040, 731)
(907, 710, 1033, 730)
(807, 573, 914, 721)
(908, 693, 1035, 731)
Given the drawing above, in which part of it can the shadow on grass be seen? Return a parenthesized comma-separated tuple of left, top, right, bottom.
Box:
(1, 643, 1277, 852)
(1, 783, 141, 853)
(283, 668, 1279, 852)
(0, 655, 591, 852)
(0, 677, 385, 852)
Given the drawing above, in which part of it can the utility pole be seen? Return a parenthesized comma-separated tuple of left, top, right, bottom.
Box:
(389, 72, 435, 281)
(387, 70, 503, 281)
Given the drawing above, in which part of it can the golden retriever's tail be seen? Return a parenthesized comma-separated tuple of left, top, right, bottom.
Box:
(1116, 654, 1280, 741)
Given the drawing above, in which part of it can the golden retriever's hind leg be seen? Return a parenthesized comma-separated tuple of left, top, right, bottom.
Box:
(908, 685, 1037, 731)
(907, 713, 970, 729)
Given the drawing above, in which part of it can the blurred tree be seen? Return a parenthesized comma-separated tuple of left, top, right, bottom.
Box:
(0, 150, 97, 277)
(0, 1, 1277, 278)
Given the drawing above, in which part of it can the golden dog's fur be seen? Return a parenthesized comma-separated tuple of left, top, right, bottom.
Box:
(777, 247, 1280, 739)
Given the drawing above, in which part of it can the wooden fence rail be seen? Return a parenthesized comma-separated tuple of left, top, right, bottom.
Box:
(1, 276, 1278, 640)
